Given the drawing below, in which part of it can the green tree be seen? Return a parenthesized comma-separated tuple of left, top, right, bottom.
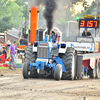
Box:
(0, 16, 12, 31)
(0, 0, 25, 32)
(72, 1, 98, 21)
(6, 1, 25, 28)
(15, 0, 25, 6)
(15, 0, 28, 19)
(75, 1, 98, 16)
(84, 1, 97, 15)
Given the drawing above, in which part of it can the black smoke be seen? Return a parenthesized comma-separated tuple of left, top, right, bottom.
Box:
(43, 0, 57, 35)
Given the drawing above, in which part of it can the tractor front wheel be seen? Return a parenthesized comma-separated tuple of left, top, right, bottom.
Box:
(23, 62, 30, 79)
(54, 64, 62, 80)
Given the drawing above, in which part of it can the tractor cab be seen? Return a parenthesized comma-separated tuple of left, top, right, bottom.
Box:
(76, 15, 100, 52)
(36, 27, 62, 43)
(66, 15, 100, 53)
(77, 15, 99, 42)
(33, 27, 62, 53)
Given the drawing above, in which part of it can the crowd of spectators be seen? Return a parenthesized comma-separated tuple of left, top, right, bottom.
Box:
(0, 40, 31, 70)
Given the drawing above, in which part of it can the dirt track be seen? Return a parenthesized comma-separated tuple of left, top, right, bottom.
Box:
(0, 69, 100, 100)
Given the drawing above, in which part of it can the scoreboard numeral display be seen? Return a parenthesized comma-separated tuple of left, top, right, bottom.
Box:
(80, 20, 85, 27)
(79, 19, 99, 28)
(87, 21, 93, 27)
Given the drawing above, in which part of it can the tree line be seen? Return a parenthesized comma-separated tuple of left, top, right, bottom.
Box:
(0, 0, 97, 32)
(0, 0, 27, 32)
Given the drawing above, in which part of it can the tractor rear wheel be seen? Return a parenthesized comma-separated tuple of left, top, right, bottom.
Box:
(24, 45, 36, 63)
(54, 64, 62, 80)
(23, 62, 30, 79)
(59, 47, 77, 80)
(24, 45, 37, 78)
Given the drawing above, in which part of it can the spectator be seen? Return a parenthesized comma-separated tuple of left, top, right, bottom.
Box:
(1, 42, 3, 46)
(0, 46, 7, 59)
(3, 42, 6, 47)
(0, 42, 2, 55)
(9, 41, 17, 70)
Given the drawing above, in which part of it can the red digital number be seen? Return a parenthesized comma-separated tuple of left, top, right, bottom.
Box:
(80, 20, 98, 28)
(94, 21, 97, 27)
(87, 21, 93, 27)
(80, 20, 85, 27)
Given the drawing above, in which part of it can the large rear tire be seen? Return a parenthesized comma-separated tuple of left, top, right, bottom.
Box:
(54, 64, 62, 80)
(24, 45, 36, 63)
(24, 45, 37, 78)
(59, 47, 77, 80)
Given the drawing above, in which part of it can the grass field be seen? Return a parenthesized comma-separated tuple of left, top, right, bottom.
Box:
(0, 67, 8, 69)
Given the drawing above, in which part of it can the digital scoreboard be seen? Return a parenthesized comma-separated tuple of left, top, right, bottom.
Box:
(79, 19, 99, 28)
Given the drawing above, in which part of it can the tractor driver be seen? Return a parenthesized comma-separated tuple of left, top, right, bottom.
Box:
(51, 30, 57, 43)
(82, 28, 92, 37)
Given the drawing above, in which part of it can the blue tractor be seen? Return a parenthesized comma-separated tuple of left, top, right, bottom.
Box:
(23, 27, 78, 80)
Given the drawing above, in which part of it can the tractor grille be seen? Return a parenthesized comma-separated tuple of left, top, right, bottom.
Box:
(38, 43, 48, 58)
